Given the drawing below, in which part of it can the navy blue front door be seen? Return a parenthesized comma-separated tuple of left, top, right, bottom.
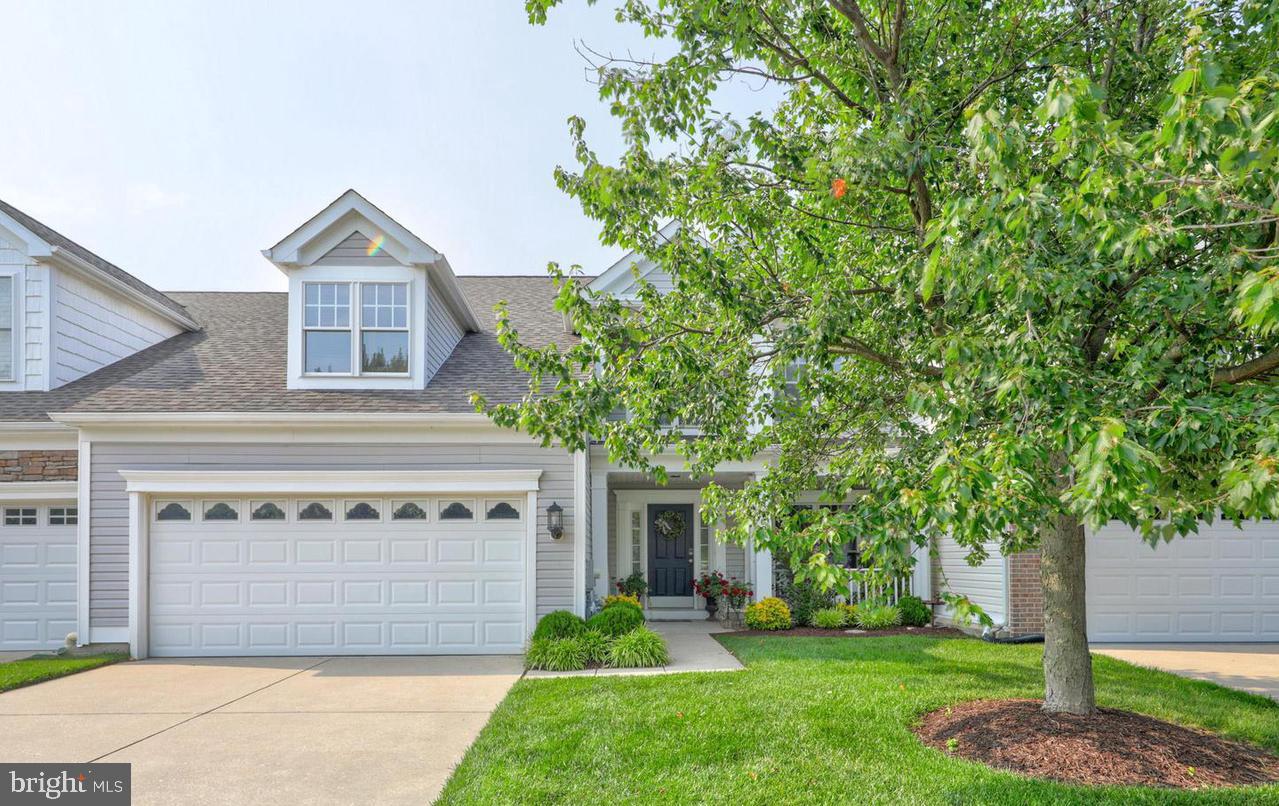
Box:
(649, 504, 694, 596)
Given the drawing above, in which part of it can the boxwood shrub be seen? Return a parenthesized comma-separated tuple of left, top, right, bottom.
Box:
(897, 595, 931, 627)
(744, 597, 792, 630)
(532, 610, 587, 641)
(587, 604, 645, 637)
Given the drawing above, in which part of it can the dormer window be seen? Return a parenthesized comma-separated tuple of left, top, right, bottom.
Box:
(302, 281, 409, 376)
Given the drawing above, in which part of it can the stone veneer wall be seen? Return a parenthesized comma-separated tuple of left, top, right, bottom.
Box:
(0, 450, 78, 481)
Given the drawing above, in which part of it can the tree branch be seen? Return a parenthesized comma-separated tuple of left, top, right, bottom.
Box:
(1213, 347, 1279, 384)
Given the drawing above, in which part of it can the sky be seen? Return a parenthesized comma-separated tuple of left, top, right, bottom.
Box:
(0, 1, 680, 291)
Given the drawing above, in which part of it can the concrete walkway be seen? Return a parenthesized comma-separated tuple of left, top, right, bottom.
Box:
(1093, 644, 1279, 701)
(0, 651, 34, 663)
(0, 655, 522, 805)
(527, 620, 743, 678)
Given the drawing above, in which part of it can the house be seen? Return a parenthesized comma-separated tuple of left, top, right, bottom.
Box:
(0, 191, 1274, 658)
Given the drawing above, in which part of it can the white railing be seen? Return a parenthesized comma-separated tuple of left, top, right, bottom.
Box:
(849, 569, 910, 604)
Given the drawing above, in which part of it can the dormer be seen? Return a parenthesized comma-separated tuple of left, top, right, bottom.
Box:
(586, 220, 684, 301)
(0, 198, 198, 392)
(262, 190, 480, 390)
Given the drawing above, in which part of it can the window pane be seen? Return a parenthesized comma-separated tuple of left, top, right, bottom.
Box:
(393, 284, 406, 305)
(305, 331, 352, 373)
(363, 304, 376, 324)
(320, 284, 334, 304)
(392, 308, 406, 328)
(336, 307, 349, 327)
(336, 284, 349, 305)
(305, 284, 319, 304)
(319, 308, 334, 327)
(361, 331, 408, 373)
(304, 308, 319, 328)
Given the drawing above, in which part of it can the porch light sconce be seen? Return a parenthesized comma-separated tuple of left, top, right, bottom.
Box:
(546, 501, 564, 540)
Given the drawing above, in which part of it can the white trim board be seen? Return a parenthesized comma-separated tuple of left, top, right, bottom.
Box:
(0, 480, 77, 501)
(118, 469, 544, 495)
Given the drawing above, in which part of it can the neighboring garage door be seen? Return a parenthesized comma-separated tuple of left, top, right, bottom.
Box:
(1087, 519, 1279, 642)
(0, 503, 78, 650)
(147, 495, 530, 657)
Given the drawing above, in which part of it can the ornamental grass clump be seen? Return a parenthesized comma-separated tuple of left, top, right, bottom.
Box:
(812, 607, 848, 629)
(605, 626, 668, 668)
(578, 629, 610, 665)
(744, 597, 792, 631)
(524, 637, 588, 672)
(856, 604, 902, 631)
(532, 610, 587, 641)
(587, 603, 645, 637)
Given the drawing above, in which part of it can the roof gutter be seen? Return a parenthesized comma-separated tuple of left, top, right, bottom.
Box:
(47, 411, 497, 427)
(45, 247, 201, 332)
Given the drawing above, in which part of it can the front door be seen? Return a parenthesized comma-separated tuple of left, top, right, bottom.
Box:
(648, 504, 694, 597)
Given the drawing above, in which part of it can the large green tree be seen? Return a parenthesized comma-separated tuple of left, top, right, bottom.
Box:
(479, 0, 1279, 714)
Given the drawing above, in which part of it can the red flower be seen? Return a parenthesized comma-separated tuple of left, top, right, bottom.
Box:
(832, 177, 848, 199)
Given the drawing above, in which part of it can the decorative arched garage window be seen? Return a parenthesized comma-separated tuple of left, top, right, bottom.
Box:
(438, 500, 474, 521)
(485, 500, 521, 521)
(203, 502, 239, 521)
(156, 502, 192, 522)
(250, 501, 287, 521)
(344, 501, 381, 520)
(391, 501, 428, 520)
(298, 501, 334, 521)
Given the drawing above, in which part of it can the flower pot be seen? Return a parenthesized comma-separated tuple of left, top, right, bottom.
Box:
(704, 595, 719, 621)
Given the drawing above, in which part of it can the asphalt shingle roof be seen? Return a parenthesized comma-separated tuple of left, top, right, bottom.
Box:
(0, 198, 192, 323)
(0, 276, 580, 421)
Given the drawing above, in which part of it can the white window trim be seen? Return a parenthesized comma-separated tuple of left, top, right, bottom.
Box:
(301, 280, 411, 379)
(0, 270, 19, 385)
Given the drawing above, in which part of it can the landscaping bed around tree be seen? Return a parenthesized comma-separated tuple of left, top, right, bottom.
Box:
(915, 699, 1279, 790)
(438, 635, 1279, 804)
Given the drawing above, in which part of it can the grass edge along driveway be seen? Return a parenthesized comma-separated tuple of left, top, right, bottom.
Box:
(0, 654, 126, 694)
(437, 635, 1279, 805)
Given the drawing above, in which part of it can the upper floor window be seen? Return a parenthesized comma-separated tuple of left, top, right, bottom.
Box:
(303, 281, 409, 376)
(360, 283, 408, 373)
(0, 275, 13, 381)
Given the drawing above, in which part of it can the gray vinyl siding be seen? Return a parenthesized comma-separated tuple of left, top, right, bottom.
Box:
(88, 442, 576, 628)
(425, 274, 465, 381)
(725, 544, 746, 579)
(314, 232, 401, 266)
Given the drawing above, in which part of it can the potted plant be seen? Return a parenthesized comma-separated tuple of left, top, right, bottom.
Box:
(615, 571, 648, 603)
(723, 580, 754, 627)
(693, 571, 732, 620)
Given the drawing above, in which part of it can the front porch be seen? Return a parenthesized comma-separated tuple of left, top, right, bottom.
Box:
(590, 470, 769, 623)
(585, 464, 932, 620)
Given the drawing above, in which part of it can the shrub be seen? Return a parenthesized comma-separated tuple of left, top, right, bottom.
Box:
(603, 593, 641, 610)
(524, 637, 587, 671)
(812, 607, 848, 629)
(778, 577, 837, 626)
(897, 595, 931, 627)
(856, 603, 902, 630)
(587, 604, 645, 637)
(615, 571, 648, 598)
(578, 630, 610, 665)
(532, 610, 587, 641)
(601, 598, 644, 621)
(838, 602, 860, 625)
(744, 597, 792, 630)
(605, 627, 669, 668)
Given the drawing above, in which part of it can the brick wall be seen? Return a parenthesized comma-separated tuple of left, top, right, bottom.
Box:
(1007, 550, 1044, 635)
(0, 450, 78, 482)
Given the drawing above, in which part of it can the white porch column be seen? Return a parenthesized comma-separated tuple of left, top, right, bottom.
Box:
(753, 545, 773, 599)
(911, 538, 932, 599)
(591, 469, 609, 600)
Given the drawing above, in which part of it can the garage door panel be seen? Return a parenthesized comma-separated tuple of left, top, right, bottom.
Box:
(0, 504, 78, 650)
(148, 496, 529, 656)
(1087, 520, 1279, 642)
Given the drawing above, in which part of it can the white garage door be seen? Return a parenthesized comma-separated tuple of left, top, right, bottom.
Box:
(0, 503, 78, 650)
(148, 495, 530, 657)
(1087, 519, 1279, 642)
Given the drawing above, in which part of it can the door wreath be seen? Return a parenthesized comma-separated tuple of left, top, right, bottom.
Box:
(654, 509, 686, 540)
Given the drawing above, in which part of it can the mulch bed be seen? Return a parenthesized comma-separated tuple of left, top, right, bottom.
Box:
(724, 625, 968, 639)
(915, 698, 1279, 789)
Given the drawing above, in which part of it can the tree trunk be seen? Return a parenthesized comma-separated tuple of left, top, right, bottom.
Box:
(1040, 508, 1097, 714)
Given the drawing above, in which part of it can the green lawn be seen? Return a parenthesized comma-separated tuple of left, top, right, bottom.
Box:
(437, 636, 1279, 805)
(0, 653, 126, 693)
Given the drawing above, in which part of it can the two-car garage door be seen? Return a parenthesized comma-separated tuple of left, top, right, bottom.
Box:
(1087, 519, 1279, 642)
(147, 494, 530, 657)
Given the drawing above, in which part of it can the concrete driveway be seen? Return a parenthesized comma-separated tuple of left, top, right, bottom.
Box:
(1093, 644, 1279, 701)
(0, 655, 522, 805)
